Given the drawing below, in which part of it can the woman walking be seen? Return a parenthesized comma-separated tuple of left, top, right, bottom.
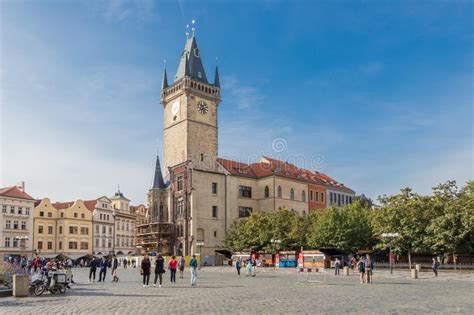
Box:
(153, 254, 165, 287)
(432, 257, 439, 277)
(357, 256, 366, 283)
(168, 255, 177, 284)
(141, 254, 151, 287)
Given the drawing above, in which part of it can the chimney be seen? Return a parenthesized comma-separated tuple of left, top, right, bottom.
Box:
(17, 181, 25, 192)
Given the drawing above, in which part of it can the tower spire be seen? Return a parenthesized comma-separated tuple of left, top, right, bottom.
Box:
(152, 154, 165, 189)
(162, 60, 168, 89)
(214, 58, 220, 88)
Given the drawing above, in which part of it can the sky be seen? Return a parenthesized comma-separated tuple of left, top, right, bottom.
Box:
(1, 0, 473, 205)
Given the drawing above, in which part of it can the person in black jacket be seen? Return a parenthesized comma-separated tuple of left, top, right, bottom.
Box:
(153, 253, 165, 287)
(89, 258, 98, 282)
(141, 253, 151, 287)
(98, 257, 108, 282)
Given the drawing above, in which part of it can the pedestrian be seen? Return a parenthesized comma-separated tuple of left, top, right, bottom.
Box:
(190, 254, 198, 286)
(112, 255, 119, 282)
(89, 258, 98, 282)
(153, 253, 165, 287)
(357, 256, 366, 283)
(178, 256, 186, 279)
(246, 258, 252, 277)
(98, 256, 108, 282)
(432, 257, 439, 277)
(351, 257, 357, 273)
(141, 254, 151, 287)
(123, 258, 128, 269)
(334, 258, 341, 275)
(168, 255, 177, 283)
(236, 259, 241, 276)
(365, 254, 374, 283)
(252, 258, 257, 277)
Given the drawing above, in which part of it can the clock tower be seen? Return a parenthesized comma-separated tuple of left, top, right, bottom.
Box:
(161, 35, 221, 173)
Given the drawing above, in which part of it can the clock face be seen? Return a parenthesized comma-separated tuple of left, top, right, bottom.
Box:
(197, 101, 208, 114)
(171, 101, 180, 115)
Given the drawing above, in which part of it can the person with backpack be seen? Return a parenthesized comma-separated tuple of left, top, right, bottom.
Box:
(357, 256, 366, 283)
(153, 253, 165, 287)
(236, 259, 241, 276)
(365, 254, 374, 283)
(178, 256, 186, 279)
(432, 257, 439, 277)
(190, 255, 198, 286)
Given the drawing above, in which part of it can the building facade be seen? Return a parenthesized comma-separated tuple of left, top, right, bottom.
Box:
(0, 184, 35, 259)
(135, 33, 355, 263)
(91, 196, 115, 255)
(110, 190, 136, 255)
(33, 198, 93, 257)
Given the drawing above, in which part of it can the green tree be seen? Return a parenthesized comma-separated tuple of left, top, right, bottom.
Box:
(426, 181, 474, 262)
(373, 188, 431, 269)
(307, 202, 375, 253)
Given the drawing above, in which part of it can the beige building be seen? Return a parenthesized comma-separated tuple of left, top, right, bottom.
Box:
(91, 196, 115, 255)
(110, 189, 136, 255)
(137, 33, 355, 264)
(33, 198, 93, 257)
(0, 183, 35, 259)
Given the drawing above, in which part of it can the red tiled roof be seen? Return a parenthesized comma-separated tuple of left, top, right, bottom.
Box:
(52, 199, 97, 211)
(217, 156, 354, 194)
(0, 186, 35, 200)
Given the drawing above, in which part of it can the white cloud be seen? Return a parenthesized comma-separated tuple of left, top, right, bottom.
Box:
(95, 0, 156, 22)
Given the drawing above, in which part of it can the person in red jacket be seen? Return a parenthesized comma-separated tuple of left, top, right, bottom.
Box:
(168, 256, 177, 284)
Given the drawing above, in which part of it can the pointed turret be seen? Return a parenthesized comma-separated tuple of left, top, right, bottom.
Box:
(214, 66, 220, 88)
(161, 68, 168, 89)
(152, 154, 165, 189)
(174, 36, 208, 84)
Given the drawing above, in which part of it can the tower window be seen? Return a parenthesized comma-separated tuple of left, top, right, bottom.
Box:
(200, 153, 204, 161)
(214, 231, 217, 238)
(212, 206, 218, 218)
(277, 186, 282, 198)
(264, 186, 269, 198)
(212, 182, 218, 194)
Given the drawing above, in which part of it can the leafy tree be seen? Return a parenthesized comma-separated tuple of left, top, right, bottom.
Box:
(373, 188, 430, 269)
(426, 181, 474, 261)
(307, 202, 375, 253)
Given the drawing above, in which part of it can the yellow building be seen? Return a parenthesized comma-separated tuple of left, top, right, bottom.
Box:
(33, 198, 93, 258)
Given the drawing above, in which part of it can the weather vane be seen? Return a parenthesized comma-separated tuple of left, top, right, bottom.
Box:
(191, 19, 196, 36)
(186, 24, 190, 39)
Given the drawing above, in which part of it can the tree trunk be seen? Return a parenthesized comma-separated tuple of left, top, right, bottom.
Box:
(408, 248, 412, 270)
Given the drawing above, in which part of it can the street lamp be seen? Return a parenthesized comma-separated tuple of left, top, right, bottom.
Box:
(382, 233, 399, 274)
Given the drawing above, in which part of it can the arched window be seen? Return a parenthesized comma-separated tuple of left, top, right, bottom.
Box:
(197, 228, 205, 242)
(302, 191, 306, 202)
(290, 188, 295, 200)
(264, 186, 270, 198)
(277, 186, 282, 198)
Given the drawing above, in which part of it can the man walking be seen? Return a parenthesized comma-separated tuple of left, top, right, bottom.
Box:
(98, 256, 108, 282)
(334, 258, 341, 275)
(190, 255, 198, 286)
(89, 258, 98, 283)
(178, 256, 186, 279)
(236, 259, 241, 276)
(365, 254, 374, 283)
(153, 253, 165, 287)
(432, 257, 439, 277)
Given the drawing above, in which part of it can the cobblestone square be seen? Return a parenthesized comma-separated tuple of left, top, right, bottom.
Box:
(1, 267, 473, 314)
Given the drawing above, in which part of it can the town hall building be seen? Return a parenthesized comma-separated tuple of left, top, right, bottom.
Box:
(136, 33, 355, 264)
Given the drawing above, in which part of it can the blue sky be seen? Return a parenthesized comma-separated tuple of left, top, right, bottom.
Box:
(1, 0, 473, 204)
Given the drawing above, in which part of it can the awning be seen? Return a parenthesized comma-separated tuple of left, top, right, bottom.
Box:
(215, 249, 232, 259)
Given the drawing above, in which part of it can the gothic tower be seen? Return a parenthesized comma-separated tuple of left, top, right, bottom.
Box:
(160, 35, 221, 173)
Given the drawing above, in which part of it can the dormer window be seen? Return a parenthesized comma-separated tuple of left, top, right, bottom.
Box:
(198, 72, 202, 78)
